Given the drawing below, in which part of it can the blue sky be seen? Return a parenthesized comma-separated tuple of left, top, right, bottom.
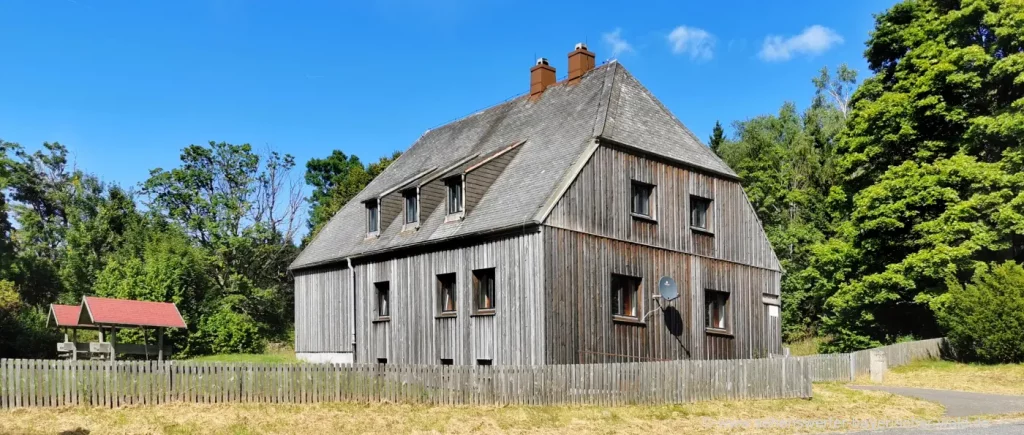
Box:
(0, 0, 894, 208)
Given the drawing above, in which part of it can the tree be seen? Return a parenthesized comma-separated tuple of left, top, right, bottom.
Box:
(708, 121, 726, 157)
(304, 150, 400, 242)
(143, 141, 303, 342)
(936, 261, 1024, 363)
(818, 0, 1024, 351)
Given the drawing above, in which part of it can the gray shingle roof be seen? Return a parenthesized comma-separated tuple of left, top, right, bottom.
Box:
(291, 62, 736, 270)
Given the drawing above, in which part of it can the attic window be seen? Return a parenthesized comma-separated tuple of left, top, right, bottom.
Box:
(690, 196, 712, 232)
(631, 181, 655, 220)
(366, 201, 379, 235)
(445, 177, 464, 215)
(404, 189, 418, 225)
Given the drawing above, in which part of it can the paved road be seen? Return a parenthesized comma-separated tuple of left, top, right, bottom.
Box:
(848, 419, 1024, 434)
(849, 386, 1024, 417)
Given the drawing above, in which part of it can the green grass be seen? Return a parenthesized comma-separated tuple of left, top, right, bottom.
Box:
(784, 336, 826, 356)
(188, 353, 298, 364)
(187, 343, 298, 364)
(877, 359, 1024, 395)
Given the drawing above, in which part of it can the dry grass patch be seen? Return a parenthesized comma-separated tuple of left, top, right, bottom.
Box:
(878, 360, 1024, 396)
(0, 384, 947, 435)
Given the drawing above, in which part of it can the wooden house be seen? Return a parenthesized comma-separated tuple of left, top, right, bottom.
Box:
(290, 44, 782, 365)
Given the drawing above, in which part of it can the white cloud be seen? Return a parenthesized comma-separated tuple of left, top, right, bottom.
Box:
(667, 26, 715, 61)
(758, 25, 843, 62)
(602, 28, 633, 57)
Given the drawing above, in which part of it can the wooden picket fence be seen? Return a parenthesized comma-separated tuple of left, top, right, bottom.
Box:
(0, 357, 811, 409)
(798, 338, 948, 382)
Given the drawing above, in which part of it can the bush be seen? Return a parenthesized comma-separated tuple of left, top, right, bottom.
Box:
(199, 307, 266, 354)
(937, 261, 1024, 363)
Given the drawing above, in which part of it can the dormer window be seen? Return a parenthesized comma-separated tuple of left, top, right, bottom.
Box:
(366, 200, 379, 235)
(404, 189, 418, 225)
(445, 177, 464, 215)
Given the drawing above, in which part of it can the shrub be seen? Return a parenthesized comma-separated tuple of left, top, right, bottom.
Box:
(937, 261, 1024, 363)
(199, 307, 266, 355)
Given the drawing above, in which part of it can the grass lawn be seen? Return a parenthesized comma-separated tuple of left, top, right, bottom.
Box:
(783, 336, 826, 357)
(0, 384, 952, 434)
(877, 359, 1024, 396)
(187, 343, 298, 364)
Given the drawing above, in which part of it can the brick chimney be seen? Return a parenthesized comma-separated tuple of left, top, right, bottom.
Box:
(529, 58, 556, 100)
(567, 43, 595, 85)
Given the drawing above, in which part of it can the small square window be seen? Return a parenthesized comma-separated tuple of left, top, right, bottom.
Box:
(473, 268, 496, 314)
(611, 274, 641, 319)
(366, 201, 379, 234)
(404, 189, 418, 224)
(445, 177, 463, 215)
(691, 196, 712, 231)
(375, 281, 390, 319)
(705, 290, 729, 331)
(440, 358, 454, 366)
(631, 181, 654, 218)
(437, 273, 457, 315)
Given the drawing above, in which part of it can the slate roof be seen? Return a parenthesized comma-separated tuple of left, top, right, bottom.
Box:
(291, 62, 735, 270)
(80, 296, 187, 329)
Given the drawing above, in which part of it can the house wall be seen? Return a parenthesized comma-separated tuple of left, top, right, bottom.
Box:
(542, 145, 782, 363)
(353, 230, 545, 365)
(293, 266, 354, 360)
(545, 144, 781, 271)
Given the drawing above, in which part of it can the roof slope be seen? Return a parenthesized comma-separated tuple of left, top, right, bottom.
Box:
(80, 296, 187, 328)
(48, 304, 82, 327)
(292, 62, 738, 270)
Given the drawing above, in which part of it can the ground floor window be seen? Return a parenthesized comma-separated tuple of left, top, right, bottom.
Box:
(611, 274, 641, 318)
(705, 290, 730, 331)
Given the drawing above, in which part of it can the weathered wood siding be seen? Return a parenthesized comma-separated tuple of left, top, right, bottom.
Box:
(354, 231, 545, 365)
(294, 266, 353, 353)
(542, 145, 782, 363)
(543, 227, 781, 363)
(545, 144, 781, 271)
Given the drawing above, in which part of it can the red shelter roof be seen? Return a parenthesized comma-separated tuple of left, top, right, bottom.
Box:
(48, 304, 83, 327)
(79, 296, 187, 329)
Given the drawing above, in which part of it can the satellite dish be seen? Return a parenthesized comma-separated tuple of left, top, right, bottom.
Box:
(658, 276, 679, 301)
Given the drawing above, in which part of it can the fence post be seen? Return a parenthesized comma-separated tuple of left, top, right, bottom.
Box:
(848, 353, 855, 382)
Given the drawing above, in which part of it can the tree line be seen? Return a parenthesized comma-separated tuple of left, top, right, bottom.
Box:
(715, 0, 1024, 361)
(0, 140, 398, 358)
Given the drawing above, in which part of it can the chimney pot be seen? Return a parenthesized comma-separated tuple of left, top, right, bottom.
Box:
(529, 56, 556, 100)
(567, 42, 596, 85)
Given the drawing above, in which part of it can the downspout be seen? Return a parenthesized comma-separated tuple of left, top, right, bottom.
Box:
(347, 257, 356, 361)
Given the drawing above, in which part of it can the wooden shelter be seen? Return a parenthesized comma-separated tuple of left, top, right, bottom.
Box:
(48, 296, 186, 361)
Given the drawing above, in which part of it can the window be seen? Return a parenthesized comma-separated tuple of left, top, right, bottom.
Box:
(446, 177, 463, 215)
(366, 201, 379, 234)
(375, 281, 390, 320)
(631, 181, 654, 218)
(404, 189, 418, 224)
(437, 273, 457, 315)
(473, 268, 496, 314)
(377, 358, 388, 365)
(440, 358, 454, 366)
(611, 274, 641, 318)
(690, 196, 712, 231)
(476, 359, 492, 366)
(705, 290, 730, 331)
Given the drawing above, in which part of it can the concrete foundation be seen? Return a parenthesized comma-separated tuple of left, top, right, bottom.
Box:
(296, 352, 354, 364)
